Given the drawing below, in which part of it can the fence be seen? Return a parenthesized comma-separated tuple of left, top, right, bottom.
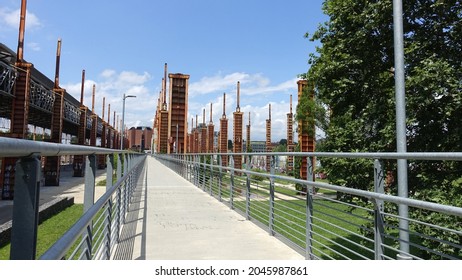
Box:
(0, 136, 146, 260)
(154, 151, 462, 260)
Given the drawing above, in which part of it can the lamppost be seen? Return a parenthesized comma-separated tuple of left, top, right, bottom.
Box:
(121, 93, 136, 150)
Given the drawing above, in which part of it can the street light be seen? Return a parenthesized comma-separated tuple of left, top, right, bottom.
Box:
(121, 93, 136, 150)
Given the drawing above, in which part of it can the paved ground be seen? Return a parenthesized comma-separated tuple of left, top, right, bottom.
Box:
(115, 156, 304, 260)
(0, 165, 107, 226)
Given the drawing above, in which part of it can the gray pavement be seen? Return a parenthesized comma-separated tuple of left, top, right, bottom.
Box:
(123, 157, 304, 260)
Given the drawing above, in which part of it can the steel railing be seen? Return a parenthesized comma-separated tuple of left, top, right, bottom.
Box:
(154, 151, 462, 260)
(0, 137, 146, 260)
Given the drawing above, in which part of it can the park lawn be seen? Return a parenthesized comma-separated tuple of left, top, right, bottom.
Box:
(0, 204, 83, 260)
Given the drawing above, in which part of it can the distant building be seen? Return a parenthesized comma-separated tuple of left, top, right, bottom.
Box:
(128, 126, 153, 151)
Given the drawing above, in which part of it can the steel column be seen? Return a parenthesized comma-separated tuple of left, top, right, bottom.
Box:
(10, 156, 41, 259)
(229, 155, 234, 209)
(268, 155, 275, 236)
(392, 0, 410, 259)
(305, 156, 314, 259)
(245, 155, 251, 220)
(374, 159, 385, 260)
(83, 155, 96, 213)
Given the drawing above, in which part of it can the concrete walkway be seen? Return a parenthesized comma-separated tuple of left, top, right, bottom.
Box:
(125, 157, 303, 260)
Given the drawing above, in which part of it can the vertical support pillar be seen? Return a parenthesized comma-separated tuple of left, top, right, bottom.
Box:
(392, 0, 410, 260)
(106, 154, 114, 191)
(305, 156, 314, 259)
(83, 155, 96, 213)
(374, 159, 385, 260)
(268, 155, 275, 236)
(209, 156, 213, 196)
(10, 156, 41, 260)
(229, 155, 234, 209)
(245, 155, 251, 220)
(218, 154, 223, 202)
(201, 156, 206, 190)
(81, 155, 96, 259)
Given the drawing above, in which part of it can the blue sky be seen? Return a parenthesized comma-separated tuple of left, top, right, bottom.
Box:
(0, 0, 327, 141)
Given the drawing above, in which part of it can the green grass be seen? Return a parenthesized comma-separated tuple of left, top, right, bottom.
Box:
(0, 204, 83, 260)
(233, 197, 373, 259)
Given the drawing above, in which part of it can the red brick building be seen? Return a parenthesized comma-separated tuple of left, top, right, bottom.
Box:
(128, 126, 153, 151)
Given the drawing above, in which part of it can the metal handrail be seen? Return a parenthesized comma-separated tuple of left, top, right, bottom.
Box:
(0, 136, 145, 260)
(154, 151, 462, 260)
(0, 136, 122, 157)
(39, 161, 143, 260)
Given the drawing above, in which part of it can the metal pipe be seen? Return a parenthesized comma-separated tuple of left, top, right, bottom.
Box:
(236, 81, 240, 111)
(80, 70, 85, 106)
(54, 39, 62, 88)
(393, 0, 410, 259)
(91, 85, 95, 113)
(222, 93, 226, 117)
(16, 0, 27, 62)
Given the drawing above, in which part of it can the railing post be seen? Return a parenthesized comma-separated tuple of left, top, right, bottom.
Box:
(188, 155, 192, 182)
(374, 159, 385, 260)
(83, 155, 96, 213)
(106, 154, 116, 249)
(10, 156, 41, 260)
(230, 155, 235, 209)
(245, 155, 251, 220)
(194, 155, 199, 186)
(106, 154, 114, 191)
(269, 155, 275, 236)
(306, 156, 314, 260)
(218, 154, 223, 202)
(209, 155, 213, 196)
(201, 155, 206, 190)
(81, 155, 96, 259)
(117, 153, 122, 182)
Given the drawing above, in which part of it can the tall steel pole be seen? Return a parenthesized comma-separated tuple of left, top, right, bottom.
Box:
(121, 94, 136, 150)
(393, 0, 410, 259)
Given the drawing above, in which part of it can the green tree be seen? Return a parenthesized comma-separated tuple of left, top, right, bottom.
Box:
(304, 0, 462, 258)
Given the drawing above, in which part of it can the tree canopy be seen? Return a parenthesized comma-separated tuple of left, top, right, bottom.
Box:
(302, 0, 461, 258)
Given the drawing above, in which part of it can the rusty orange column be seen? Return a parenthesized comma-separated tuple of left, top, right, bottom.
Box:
(73, 70, 87, 177)
(287, 94, 294, 174)
(44, 39, 64, 186)
(219, 93, 228, 167)
(297, 80, 315, 180)
(207, 103, 214, 153)
(233, 82, 243, 172)
(98, 97, 107, 169)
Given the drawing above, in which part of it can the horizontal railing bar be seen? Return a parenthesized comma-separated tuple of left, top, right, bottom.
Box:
(40, 157, 145, 260)
(0, 136, 136, 157)
(187, 151, 462, 161)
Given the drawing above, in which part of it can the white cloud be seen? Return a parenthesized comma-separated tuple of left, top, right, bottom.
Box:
(0, 8, 42, 30)
(27, 42, 40, 51)
(62, 70, 155, 130)
(189, 71, 297, 98)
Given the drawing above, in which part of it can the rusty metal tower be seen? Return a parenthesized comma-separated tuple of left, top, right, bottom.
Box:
(207, 102, 214, 153)
(297, 80, 315, 180)
(158, 64, 169, 153)
(219, 93, 228, 167)
(246, 111, 251, 154)
(233, 81, 243, 171)
(201, 108, 207, 153)
(266, 104, 272, 172)
(44, 39, 65, 185)
(193, 115, 199, 153)
(287, 94, 294, 174)
(168, 72, 189, 154)
(73, 70, 88, 177)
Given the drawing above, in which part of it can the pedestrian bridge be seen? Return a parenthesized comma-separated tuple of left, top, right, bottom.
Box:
(1, 137, 462, 260)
